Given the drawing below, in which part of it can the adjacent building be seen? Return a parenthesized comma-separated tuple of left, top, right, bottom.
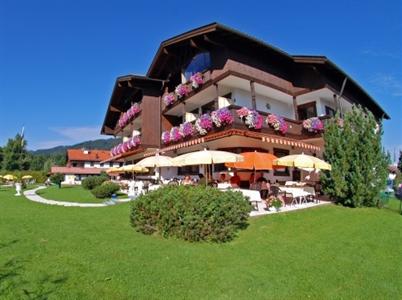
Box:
(100, 23, 389, 183)
(51, 149, 123, 184)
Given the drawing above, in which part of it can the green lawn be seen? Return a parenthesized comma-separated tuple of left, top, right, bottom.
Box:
(0, 187, 401, 299)
(36, 185, 127, 203)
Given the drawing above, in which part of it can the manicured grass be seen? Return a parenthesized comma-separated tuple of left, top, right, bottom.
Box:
(36, 185, 126, 203)
(0, 187, 401, 299)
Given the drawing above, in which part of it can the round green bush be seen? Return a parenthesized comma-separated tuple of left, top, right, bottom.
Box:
(130, 185, 252, 242)
(82, 175, 108, 190)
(91, 182, 120, 198)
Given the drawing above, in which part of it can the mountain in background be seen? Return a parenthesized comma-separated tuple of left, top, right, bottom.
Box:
(30, 138, 122, 156)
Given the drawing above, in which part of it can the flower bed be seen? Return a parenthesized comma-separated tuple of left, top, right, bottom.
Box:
(118, 103, 141, 129)
(110, 136, 141, 156)
(302, 117, 324, 133)
(266, 114, 288, 134)
(161, 108, 233, 144)
(236, 107, 263, 129)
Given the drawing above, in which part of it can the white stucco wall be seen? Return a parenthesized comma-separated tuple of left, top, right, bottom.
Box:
(231, 88, 294, 118)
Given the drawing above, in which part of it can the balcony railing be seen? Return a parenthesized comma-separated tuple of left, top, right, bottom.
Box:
(161, 105, 327, 146)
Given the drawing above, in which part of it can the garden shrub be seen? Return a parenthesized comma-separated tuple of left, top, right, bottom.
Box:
(82, 175, 108, 190)
(50, 173, 64, 188)
(91, 181, 120, 198)
(130, 185, 252, 242)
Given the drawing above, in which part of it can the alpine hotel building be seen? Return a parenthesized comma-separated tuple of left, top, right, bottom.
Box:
(101, 23, 389, 182)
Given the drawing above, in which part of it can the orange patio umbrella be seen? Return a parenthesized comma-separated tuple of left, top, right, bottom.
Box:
(226, 151, 278, 170)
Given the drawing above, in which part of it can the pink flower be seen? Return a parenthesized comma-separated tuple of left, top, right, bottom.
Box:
(236, 107, 250, 119)
(195, 114, 213, 135)
(163, 93, 176, 106)
(179, 122, 194, 138)
(211, 107, 234, 127)
(170, 127, 183, 142)
(303, 117, 323, 133)
(267, 114, 288, 134)
(175, 84, 190, 98)
(190, 72, 204, 88)
(161, 131, 171, 144)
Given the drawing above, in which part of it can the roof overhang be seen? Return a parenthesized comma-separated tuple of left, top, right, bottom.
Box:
(101, 75, 166, 135)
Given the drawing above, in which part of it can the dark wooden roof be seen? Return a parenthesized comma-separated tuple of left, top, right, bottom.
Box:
(146, 22, 389, 119)
(101, 75, 165, 135)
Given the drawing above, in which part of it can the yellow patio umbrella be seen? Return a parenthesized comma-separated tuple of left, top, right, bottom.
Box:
(3, 174, 17, 181)
(172, 149, 244, 183)
(273, 153, 331, 170)
(118, 164, 149, 173)
(22, 175, 33, 180)
(172, 149, 243, 166)
(106, 167, 121, 174)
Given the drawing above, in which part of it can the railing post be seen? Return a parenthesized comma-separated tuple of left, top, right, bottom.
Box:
(293, 96, 298, 120)
(250, 81, 256, 110)
(214, 83, 219, 109)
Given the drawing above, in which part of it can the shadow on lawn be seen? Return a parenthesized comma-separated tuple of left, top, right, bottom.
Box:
(0, 239, 69, 299)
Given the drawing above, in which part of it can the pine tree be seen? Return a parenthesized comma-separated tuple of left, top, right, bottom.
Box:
(321, 106, 388, 207)
(398, 151, 402, 173)
(2, 134, 30, 171)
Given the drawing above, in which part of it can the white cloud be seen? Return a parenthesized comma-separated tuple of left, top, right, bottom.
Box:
(369, 73, 402, 97)
(361, 49, 401, 60)
(50, 126, 103, 142)
(31, 126, 104, 150)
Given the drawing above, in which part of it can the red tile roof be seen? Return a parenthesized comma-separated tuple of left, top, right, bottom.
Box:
(67, 149, 122, 162)
(51, 166, 103, 175)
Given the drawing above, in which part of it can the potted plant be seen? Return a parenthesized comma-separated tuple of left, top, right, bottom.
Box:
(270, 198, 283, 212)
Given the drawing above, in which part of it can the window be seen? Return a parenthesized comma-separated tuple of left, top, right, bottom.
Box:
(273, 148, 290, 176)
(325, 106, 336, 117)
(297, 101, 317, 120)
(183, 52, 211, 81)
(201, 100, 216, 114)
(90, 161, 94, 167)
(100, 163, 104, 167)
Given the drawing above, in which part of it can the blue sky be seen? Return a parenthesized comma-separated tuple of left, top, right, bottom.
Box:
(1, 0, 401, 158)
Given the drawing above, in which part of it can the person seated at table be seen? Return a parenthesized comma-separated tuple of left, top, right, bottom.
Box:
(256, 177, 270, 209)
(249, 172, 262, 189)
(230, 171, 240, 187)
(198, 173, 207, 185)
(182, 175, 193, 186)
(267, 185, 286, 207)
(219, 173, 228, 183)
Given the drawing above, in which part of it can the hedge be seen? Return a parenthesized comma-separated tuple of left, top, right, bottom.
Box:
(91, 182, 120, 198)
(82, 175, 108, 190)
(130, 185, 252, 242)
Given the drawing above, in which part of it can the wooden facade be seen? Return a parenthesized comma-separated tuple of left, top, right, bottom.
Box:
(100, 23, 389, 164)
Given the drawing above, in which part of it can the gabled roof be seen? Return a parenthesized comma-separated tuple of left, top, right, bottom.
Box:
(146, 22, 389, 119)
(67, 149, 122, 162)
(101, 75, 165, 135)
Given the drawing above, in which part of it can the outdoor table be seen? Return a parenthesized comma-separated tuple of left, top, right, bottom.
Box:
(279, 186, 316, 205)
(233, 188, 262, 210)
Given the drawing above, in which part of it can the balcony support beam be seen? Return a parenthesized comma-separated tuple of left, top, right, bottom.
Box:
(250, 81, 256, 110)
(214, 83, 219, 109)
(293, 96, 298, 120)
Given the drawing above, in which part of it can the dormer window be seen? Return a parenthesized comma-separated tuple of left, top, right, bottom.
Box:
(183, 52, 211, 82)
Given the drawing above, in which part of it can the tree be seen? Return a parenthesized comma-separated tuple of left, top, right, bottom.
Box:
(398, 151, 402, 173)
(0, 147, 3, 169)
(321, 106, 388, 207)
(2, 134, 30, 171)
(50, 173, 64, 188)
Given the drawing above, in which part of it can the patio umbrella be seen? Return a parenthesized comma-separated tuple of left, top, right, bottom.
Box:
(273, 153, 331, 170)
(118, 164, 149, 173)
(226, 151, 277, 170)
(106, 167, 121, 174)
(3, 174, 16, 181)
(22, 175, 33, 180)
(135, 154, 176, 181)
(135, 154, 175, 168)
(173, 149, 243, 184)
(172, 149, 243, 166)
